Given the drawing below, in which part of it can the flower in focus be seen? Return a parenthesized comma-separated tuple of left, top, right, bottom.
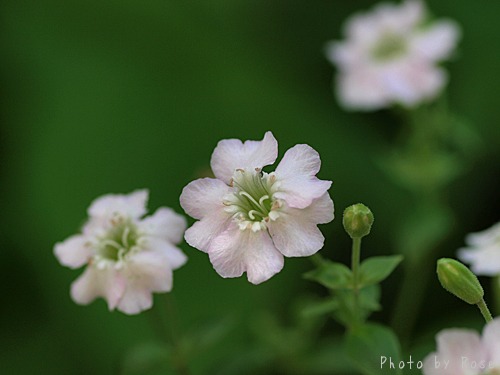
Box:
(458, 222, 500, 276)
(54, 190, 187, 315)
(325, 0, 460, 111)
(180, 131, 334, 284)
(423, 318, 500, 375)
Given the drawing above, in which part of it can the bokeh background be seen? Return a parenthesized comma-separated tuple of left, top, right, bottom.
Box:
(1, 0, 499, 374)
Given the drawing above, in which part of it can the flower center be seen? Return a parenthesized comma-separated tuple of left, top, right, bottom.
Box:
(223, 168, 281, 232)
(96, 215, 140, 262)
(372, 33, 407, 61)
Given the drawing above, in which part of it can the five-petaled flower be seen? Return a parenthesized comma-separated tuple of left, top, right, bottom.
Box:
(423, 318, 500, 375)
(458, 222, 500, 277)
(180, 131, 334, 284)
(54, 190, 187, 315)
(325, 0, 460, 111)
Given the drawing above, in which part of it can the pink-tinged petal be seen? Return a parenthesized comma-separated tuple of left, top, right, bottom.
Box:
(382, 62, 446, 106)
(412, 21, 460, 62)
(139, 207, 187, 244)
(180, 178, 231, 220)
(54, 235, 92, 269)
(184, 212, 231, 253)
(144, 237, 187, 270)
(207, 225, 284, 284)
(70, 266, 126, 311)
(269, 193, 333, 257)
(483, 318, 500, 366)
(274, 145, 332, 209)
(336, 70, 392, 111)
(458, 246, 500, 276)
(117, 251, 173, 315)
(88, 189, 149, 219)
(435, 329, 486, 374)
(210, 132, 278, 184)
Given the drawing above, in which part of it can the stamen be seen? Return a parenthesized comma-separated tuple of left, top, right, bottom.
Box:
(101, 239, 122, 250)
(121, 226, 130, 248)
(259, 195, 270, 206)
(239, 191, 263, 209)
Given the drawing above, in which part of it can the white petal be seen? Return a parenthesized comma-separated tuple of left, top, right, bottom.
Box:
(88, 189, 149, 219)
(412, 21, 460, 62)
(268, 193, 333, 257)
(435, 329, 486, 374)
(465, 222, 500, 247)
(483, 318, 500, 366)
(139, 207, 187, 244)
(117, 251, 173, 314)
(210, 132, 278, 184)
(274, 144, 332, 209)
(144, 237, 187, 270)
(54, 235, 92, 269)
(207, 225, 284, 284)
(458, 246, 500, 276)
(382, 61, 446, 106)
(184, 212, 231, 253)
(70, 266, 126, 311)
(336, 69, 391, 111)
(180, 178, 231, 220)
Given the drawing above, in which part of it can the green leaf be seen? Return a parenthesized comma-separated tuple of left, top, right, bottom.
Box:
(358, 284, 381, 314)
(359, 255, 403, 287)
(345, 324, 402, 375)
(304, 261, 353, 290)
(301, 298, 339, 318)
(121, 342, 171, 375)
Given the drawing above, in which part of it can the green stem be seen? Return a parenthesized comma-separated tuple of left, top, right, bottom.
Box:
(149, 294, 191, 375)
(351, 236, 362, 327)
(477, 298, 493, 323)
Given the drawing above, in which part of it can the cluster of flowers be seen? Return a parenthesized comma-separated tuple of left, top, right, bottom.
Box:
(55, 132, 334, 314)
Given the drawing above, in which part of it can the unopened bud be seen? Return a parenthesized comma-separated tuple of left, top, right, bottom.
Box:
(343, 203, 374, 239)
(437, 258, 484, 305)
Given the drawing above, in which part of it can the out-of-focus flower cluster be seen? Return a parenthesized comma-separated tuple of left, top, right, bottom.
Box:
(326, 0, 460, 111)
(55, 190, 187, 315)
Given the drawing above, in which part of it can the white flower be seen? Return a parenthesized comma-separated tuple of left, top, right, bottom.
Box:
(458, 222, 500, 276)
(325, 0, 460, 111)
(423, 318, 500, 375)
(180, 132, 334, 285)
(54, 190, 187, 315)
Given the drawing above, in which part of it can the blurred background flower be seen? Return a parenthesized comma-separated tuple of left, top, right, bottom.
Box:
(1, 1, 499, 374)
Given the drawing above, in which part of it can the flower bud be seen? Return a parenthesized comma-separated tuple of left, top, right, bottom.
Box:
(343, 203, 374, 239)
(437, 258, 484, 305)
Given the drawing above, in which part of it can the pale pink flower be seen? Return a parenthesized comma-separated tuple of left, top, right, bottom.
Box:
(458, 222, 500, 276)
(423, 318, 500, 375)
(180, 132, 334, 284)
(54, 190, 187, 315)
(326, 0, 460, 111)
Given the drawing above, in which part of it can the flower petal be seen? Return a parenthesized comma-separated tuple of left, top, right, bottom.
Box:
(88, 189, 149, 219)
(117, 251, 173, 314)
(54, 235, 92, 269)
(458, 245, 500, 276)
(207, 225, 284, 284)
(269, 193, 333, 257)
(180, 178, 231, 220)
(274, 144, 332, 209)
(412, 20, 461, 62)
(434, 329, 486, 374)
(139, 207, 187, 244)
(465, 222, 500, 247)
(184, 212, 231, 253)
(210, 132, 278, 184)
(144, 237, 187, 270)
(70, 266, 126, 311)
(482, 318, 500, 367)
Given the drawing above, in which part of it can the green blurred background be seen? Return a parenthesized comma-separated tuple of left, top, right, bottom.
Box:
(1, 0, 499, 374)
